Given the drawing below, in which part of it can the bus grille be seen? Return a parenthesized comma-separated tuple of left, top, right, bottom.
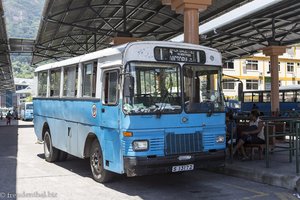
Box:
(165, 132, 202, 155)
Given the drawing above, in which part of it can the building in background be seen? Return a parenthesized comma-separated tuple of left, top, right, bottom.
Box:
(14, 78, 34, 104)
(0, 78, 33, 109)
(222, 45, 300, 100)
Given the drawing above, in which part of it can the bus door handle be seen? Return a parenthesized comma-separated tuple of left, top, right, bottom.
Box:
(101, 108, 105, 113)
(68, 127, 71, 137)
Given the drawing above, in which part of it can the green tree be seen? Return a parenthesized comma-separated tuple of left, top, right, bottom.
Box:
(3, 0, 45, 78)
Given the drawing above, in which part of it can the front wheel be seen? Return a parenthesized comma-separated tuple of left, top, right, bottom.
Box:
(90, 140, 113, 183)
(43, 130, 59, 162)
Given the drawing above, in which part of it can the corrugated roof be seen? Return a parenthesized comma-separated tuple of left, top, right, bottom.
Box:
(32, 0, 252, 65)
(200, 0, 300, 60)
(0, 0, 14, 95)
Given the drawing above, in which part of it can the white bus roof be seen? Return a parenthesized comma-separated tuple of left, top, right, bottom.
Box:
(279, 85, 300, 90)
(35, 41, 221, 72)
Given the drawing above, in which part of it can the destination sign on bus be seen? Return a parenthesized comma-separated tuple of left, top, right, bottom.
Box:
(154, 47, 206, 64)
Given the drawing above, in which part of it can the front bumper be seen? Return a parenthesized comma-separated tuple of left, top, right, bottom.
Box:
(124, 150, 225, 177)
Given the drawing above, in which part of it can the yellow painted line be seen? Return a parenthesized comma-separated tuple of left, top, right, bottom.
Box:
(223, 183, 269, 199)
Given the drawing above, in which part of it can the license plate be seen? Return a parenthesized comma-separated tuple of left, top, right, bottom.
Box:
(172, 164, 194, 172)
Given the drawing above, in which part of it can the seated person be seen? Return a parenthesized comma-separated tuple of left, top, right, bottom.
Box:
(233, 110, 265, 160)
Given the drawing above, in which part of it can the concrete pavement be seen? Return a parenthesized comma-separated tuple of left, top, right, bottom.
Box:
(218, 149, 300, 190)
(0, 119, 299, 200)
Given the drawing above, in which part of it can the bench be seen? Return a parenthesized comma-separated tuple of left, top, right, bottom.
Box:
(237, 124, 276, 160)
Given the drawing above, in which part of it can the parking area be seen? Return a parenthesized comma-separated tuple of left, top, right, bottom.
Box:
(0, 120, 297, 200)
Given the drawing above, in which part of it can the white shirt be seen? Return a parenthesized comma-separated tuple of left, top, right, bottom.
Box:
(249, 117, 265, 140)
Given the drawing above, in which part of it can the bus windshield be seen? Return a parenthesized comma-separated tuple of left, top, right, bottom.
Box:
(26, 104, 33, 110)
(123, 62, 182, 115)
(183, 65, 224, 113)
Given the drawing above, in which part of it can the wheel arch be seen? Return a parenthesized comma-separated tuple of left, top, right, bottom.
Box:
(42, 122, 50, 140)
(84, 132, 99, 158)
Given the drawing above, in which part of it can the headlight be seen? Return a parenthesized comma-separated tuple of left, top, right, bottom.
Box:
(132, 140, 148, 151)
(216, 135, 225, 143)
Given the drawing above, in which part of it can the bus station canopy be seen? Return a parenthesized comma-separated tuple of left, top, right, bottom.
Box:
(31, 0, 300, 65)
(0, 0, 14, 94)
(200, 0, 300, 60)
(31, 0, 252, 65)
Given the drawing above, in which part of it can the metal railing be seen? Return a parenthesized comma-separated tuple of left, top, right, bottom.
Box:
(228, 116, 300, 174)
(261, 117, 300, 174)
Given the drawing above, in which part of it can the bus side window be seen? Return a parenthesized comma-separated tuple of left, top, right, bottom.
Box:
(297, 91, 300, 102)
(103, 70, 119, 105)
(38, 71, 47, 97)
(82, 62, 97, 97)
(50, 69, 61, 97)
(63, 66, 77, 97)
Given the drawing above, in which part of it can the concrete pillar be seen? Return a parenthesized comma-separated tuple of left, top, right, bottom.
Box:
(262, 46, 286, 116)
(162, 0, 212, 45)
(184, 8, 199, 44)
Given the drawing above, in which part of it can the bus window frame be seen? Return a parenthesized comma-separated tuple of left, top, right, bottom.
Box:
(182, 64, 224, 114)
(82, 61, 97, 98)
(122, 61, 183, 115)
(63, 65, 78, 98)
(102, 68, 120, 106)
(50, 68, 61, 97)
(37, 71, 48, 97)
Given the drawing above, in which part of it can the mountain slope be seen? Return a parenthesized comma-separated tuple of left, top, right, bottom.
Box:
(3, 0, 45, 78)
(3, 0, 45, 39)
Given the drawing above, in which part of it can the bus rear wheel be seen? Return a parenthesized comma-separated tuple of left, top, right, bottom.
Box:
(90, 140, 113, 183)
(43, 130, 59, 162)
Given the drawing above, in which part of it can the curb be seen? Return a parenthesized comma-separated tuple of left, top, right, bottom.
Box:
(211, 164, 300, 190)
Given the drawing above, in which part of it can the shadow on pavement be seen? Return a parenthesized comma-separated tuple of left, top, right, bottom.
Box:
(36, 151, 210, 199)
(17, 124, 34, 129)
(0, 121, 18, 200)
(37, 153, 93, 178)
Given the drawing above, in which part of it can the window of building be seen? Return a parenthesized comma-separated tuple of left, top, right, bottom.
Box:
(63, 66, 78, 97)
(223, 61, 234, 69)
(103, 70, 119, 105)
(50, 69, 61, 97)
(246, 80, 258, 90)
(222, 79, 234, 89)
(38, 71, 48, 97)
(82, 62, 97, 97)
(246, 60, 258, 70)
(287, 62, 294, 72)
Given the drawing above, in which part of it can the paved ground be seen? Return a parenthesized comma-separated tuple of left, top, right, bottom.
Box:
(0, 120, 299, 200)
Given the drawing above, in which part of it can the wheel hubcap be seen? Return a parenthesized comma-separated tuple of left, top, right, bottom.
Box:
(44, 134, 51, 157)
(92, 151, 101, 171)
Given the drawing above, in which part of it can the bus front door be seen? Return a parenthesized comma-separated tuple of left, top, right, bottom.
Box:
(99, 69, 122, 173)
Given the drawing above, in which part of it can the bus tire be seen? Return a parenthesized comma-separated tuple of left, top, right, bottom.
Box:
(43, 130, 59, 162)
(57, 150, 68, 162)
(90, 139, 113, 183)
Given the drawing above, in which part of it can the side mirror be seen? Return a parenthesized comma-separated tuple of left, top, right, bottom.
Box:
(238, 82, 243, 101)
(124, 75, 134, 97)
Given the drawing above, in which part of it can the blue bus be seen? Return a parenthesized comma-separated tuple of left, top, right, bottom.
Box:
(225, 99, 241, 115)
(241, 85, 300, 116)
(33, 41, 226, 182)
(19, 102, 33, 121)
